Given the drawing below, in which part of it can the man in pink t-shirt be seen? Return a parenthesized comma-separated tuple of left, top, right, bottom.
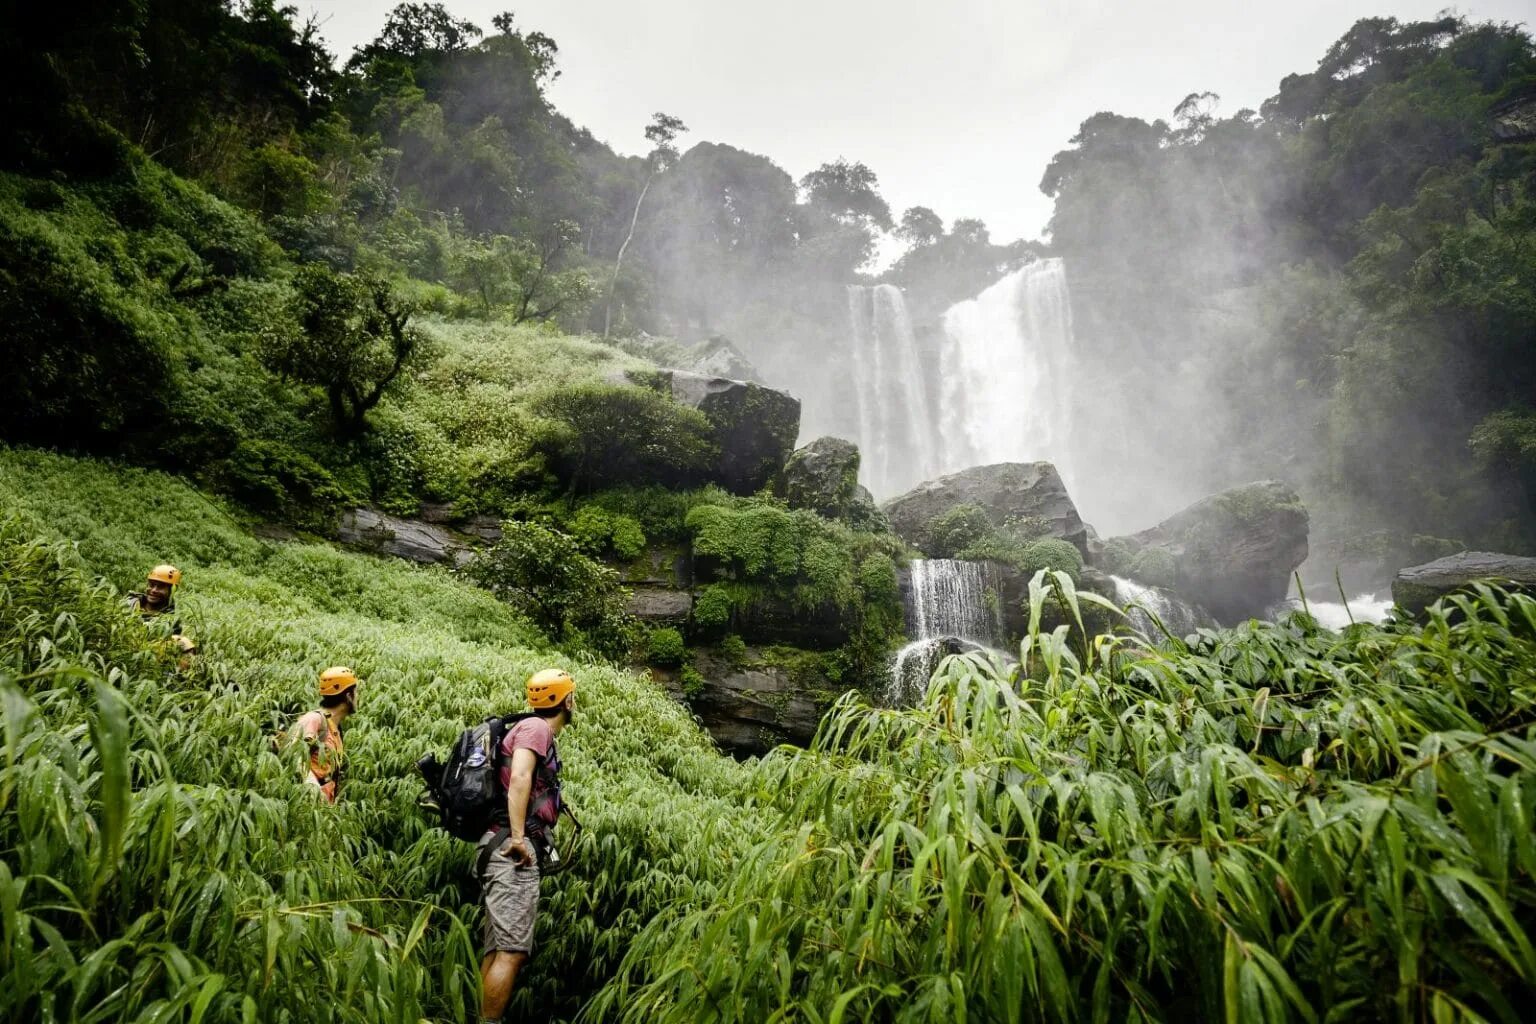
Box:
(476, 668, 575, 1023)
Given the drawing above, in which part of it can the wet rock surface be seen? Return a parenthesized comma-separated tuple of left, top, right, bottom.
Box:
(882, 462, 1089, 556)
(1111, 480, 1309, 624)
(1392, 551, 1536, 615)
(337, 508, 473, 566)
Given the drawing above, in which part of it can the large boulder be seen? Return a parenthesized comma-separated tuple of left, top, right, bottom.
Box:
(1112, 481, 1308, 623)
(777, 436, 860, 519)
(1392, 551, 1536, 616)
(882, 462, 1089, 556)
(659, 647, 833, 756)
(338, 508, 472, 565)
(687, 335, 764, 382)
(615, 368, 800, 494)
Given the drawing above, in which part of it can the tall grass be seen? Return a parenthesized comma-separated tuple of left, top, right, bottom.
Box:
(589, 574, 1536, 1022)
(7, 444, 1536, 1022)
(0, 446, 765, 1022)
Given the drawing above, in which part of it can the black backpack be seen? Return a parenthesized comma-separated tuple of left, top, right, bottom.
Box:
(417, 713, 557, 842)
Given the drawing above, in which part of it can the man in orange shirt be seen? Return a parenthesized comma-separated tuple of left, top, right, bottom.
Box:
(296, 666, 361, 803)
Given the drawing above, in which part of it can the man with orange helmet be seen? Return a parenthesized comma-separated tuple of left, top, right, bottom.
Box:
(295, 666, 361, 803)
(127, 564, 184, 633)
(478, 667, 575, 1022)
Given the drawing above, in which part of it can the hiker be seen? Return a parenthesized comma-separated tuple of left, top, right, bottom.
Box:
(478, 668, 575, 1021)
(127, 563, 183, 634)
(296, 666, 360, 803)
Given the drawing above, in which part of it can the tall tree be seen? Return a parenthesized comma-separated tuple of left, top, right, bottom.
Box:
(604, 112, 686, 337)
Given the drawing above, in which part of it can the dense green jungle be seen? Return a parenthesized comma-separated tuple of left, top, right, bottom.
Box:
(2, 2, 1535, 1021)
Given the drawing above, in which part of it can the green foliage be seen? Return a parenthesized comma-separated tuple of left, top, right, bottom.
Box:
(645, 627, 686, 668)
(466, 519, 637, 659)
(678, 663, 706, 699)
(592, 571, 1536, 1021)
(263, 265, 435, 438)
(1015, 537, 1085, 578)
(218, 439, 351, 531)
(926, 503, 993, 558)
(535, 383, 718, 495)
(1129, 545, 1179, 588)
(690, 584, 736, 635)
(568, 505, 648, 561)
(1097, 536, 1138, 576)
(718, 633, 748, 669)
(0, 446, 764, 1022)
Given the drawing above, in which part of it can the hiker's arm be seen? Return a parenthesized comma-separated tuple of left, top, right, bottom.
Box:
(499, 747, 537, 865)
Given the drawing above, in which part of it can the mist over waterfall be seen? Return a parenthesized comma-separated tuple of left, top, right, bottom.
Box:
(938, 259, 1079, 491)
(845, 284, 941, 497)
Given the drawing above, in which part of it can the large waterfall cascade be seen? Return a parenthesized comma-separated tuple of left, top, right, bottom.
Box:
(888, 558, 1005, 706)
(938, 259, 1079, 494)
(844, 259, 1080, 502)
(845, 284, 941, 498)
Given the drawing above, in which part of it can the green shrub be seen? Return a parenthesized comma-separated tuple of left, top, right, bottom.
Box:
(679, 663, 707, 699)
(218, 439, 350, 531)
(926, 503, 992, 558)
(567, 505, 648, 561)
(1097, 536, 1138, 576)
(534, 382, 717, 494)
(646, 626, 687, 667)
(466, 519, 637, 659)
(1016, 537, 1084, 578)
(719, 633, 748, 669)
(1129, 546, 1178, 588)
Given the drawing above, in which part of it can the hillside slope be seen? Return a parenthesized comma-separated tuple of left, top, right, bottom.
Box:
(0, 446, 764, 1022)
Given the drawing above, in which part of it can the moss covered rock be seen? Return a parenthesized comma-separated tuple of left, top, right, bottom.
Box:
(777, 436, 861, 519)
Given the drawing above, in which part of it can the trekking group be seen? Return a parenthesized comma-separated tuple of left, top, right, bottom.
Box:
(127, 563, 576, 1020)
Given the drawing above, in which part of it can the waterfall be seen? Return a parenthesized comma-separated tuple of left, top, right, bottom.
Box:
(843, 259, 1079, 501)
(938, 258, 1079, 492)
(1290, 593, 1394, 629)
(887, 558, 1004, 705)
(1109, 575, 1204, 638)
(845, 284, 940, 497)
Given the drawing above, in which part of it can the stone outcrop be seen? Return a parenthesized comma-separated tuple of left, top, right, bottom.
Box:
(686, 336, 763, 382)
(658, 646, 833, 756)
(337, 508, 473, 566)
(882, 462, 1089, 555)
(626, 587, 693, 624)
(614, 368, 801, 494)
(1392, 551, 1536, 616)
(777, 436, 860, 519)
(1109, 481, 1309, 623)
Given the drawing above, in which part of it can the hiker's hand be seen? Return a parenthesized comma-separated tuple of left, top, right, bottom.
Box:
(499, 835, 534, 867)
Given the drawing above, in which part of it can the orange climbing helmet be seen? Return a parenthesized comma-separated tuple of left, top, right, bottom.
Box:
(147, 564, 182, 587)
(319, 666, 359, 697)
(527, 668, 575, 709)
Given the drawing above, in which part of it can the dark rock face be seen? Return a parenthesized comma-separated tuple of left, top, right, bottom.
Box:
(337, 508, 472, 566)
(1392, 551, 1536, 615)
(660, 647, 831, 756)
(1113, 481, 1309, 623)
(778, 436, 860, 519)
(882, 462, 1089, 555)
(626, 587, 693, 624)
(617, 368, 801, 494)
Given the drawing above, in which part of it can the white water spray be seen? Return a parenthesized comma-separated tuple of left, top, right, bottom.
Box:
(1109, 575, 1205, 638)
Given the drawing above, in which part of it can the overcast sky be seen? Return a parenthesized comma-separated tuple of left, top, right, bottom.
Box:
(305, 0, 1532, 245)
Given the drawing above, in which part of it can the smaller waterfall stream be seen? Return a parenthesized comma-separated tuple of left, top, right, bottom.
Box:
(1109, 576, 1204, 638)
(888, 559, 1004, 706)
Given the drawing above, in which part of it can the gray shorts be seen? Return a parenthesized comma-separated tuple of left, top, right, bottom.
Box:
(477, 833, 540, 955)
